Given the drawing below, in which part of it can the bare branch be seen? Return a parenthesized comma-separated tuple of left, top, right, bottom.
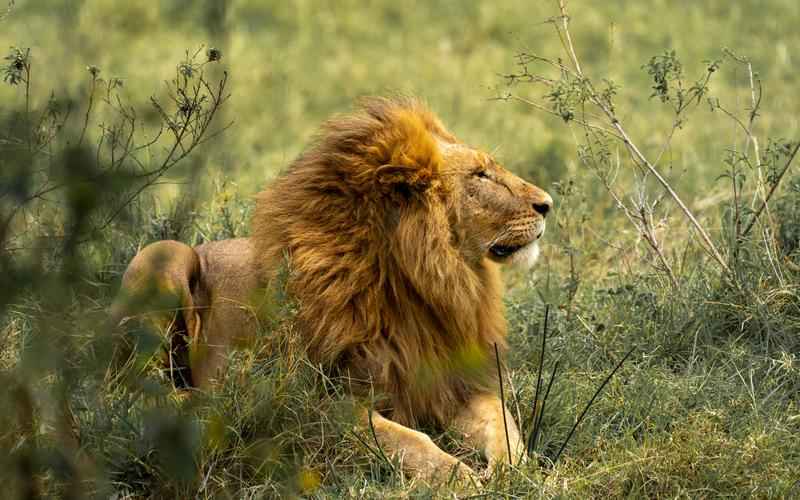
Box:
(546, 0, 731, 275)
(741, 141, 800, 239)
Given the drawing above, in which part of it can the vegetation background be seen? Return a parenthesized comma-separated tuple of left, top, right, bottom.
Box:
(1, 0, 799, 497)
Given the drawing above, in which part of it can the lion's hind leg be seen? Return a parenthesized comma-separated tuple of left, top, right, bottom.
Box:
(110, 240, 204, 388)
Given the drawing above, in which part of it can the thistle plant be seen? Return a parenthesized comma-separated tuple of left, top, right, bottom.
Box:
(1, 45, 231, 255)
(497, 0, 798, 288)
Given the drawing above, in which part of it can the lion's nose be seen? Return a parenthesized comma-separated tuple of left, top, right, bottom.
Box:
(532, 192, 553, 217)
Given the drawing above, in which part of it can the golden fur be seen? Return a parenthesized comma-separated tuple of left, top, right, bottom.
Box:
(255, 98, 506, 426)
(114, 97, 553, 481)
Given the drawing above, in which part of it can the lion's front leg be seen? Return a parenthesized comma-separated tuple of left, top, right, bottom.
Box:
(364, 410, 481, 488)
(453, 392, 526, 469)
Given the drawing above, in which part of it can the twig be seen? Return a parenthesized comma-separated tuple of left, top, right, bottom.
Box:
(366, 407, 396, 475)
(556, 0, 581, 75)
(602, 105, 730, 274)
(533, 359, 559, 453)
(498, 94, 622, 140)
(741, 140, 800, 239)
(725, 49, 765, 207)
(93, 70, 229, 233)
(348, 428, 395, 473)
(584, 125, 679, 287)
(553, 0, 731, 275)
(78, 72, 97, 147)
(552, 346, 635, 466)
(494, 343, 513, 465)
(526, 305, 549, 454)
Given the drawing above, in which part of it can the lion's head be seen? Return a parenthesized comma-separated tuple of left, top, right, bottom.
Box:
(434, 130, 552, 268)
(253, 97, 553, 425)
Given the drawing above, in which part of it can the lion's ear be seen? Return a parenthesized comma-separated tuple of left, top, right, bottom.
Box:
(367, 109, 442, 193)
(374, 164, 434, 192)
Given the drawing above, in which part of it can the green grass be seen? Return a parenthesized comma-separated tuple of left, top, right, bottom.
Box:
(2, 1, 800, 498)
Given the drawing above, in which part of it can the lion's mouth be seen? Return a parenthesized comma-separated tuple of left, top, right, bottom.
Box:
(488, 223, 545, 265)
(488, 240, 541, 269)
(489, 243, 527, 259)
(489, 230, 543, 259)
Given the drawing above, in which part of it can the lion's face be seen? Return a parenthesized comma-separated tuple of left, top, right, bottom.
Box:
(439, 141, 553, 268)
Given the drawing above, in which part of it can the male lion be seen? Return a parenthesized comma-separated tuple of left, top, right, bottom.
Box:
(113, 97, 552, 484)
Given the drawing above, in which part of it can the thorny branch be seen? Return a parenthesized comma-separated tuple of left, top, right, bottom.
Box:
(554, 1, 729, 274)
(741, 141, 800, 239)
(95, 66, 232, 233)
(503, 0, 733, 277)
(1, 46, 231, 252)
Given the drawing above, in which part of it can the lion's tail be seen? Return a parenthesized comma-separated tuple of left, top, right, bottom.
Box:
(110, 240, 203, 388)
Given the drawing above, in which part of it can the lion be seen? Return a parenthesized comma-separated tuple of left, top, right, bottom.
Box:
(112, 97, 553, 485)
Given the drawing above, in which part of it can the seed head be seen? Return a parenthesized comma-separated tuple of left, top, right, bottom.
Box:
(178, 63, 195, 79)
(206, 47, 222, 62)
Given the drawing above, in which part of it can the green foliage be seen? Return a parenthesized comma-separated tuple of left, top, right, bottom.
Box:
(644, 50, 719, 116)
(775, 175, 800, 255)
(644, 50, 684, 103)
(546, 73, 587, 123)
(2, 46, 27, 86)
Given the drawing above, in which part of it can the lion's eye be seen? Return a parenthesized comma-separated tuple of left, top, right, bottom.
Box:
(474, 170, 490, 180)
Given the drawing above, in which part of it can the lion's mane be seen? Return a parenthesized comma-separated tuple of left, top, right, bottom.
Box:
(252, 97, 506, 426)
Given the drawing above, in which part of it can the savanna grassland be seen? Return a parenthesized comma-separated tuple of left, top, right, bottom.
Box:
(1, 1, 800, 498)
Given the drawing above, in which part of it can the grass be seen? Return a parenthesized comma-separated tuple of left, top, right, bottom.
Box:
(2, 0, 800, 498)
